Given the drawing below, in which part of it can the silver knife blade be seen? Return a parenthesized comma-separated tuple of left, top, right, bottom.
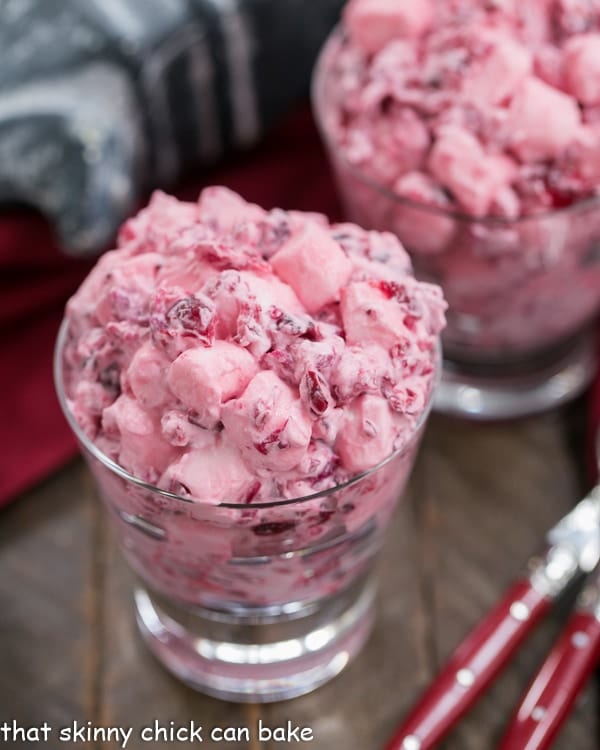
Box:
(546, 486, 600, 573)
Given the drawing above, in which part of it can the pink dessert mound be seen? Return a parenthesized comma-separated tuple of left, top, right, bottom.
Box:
(327, 0, 600, 217)
(63, 187, 446, 504)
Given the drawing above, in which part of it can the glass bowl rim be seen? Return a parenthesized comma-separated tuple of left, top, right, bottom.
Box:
(54, 318, 440, 510)
(311, 24, 600, 228)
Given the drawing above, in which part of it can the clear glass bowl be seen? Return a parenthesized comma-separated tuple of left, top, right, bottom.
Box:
(313, 29, 600, 419)
(55, 320, 438, 702)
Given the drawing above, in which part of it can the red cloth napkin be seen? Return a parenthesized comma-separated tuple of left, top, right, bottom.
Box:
(0, 106, 341, 506)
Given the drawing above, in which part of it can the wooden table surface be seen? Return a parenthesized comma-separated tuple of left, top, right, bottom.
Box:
(1, 407, 599, 750)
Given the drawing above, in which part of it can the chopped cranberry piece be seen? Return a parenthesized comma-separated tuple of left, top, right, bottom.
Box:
(309, 510, 335, 527)
(151, 291, 216, 353)
(388, 387, 418, 413)
(548, 190, 575, 208)
(98, 363, 120, 393)
(167, 297, 214, 336)
(552, 0, 596, 38)
(404, 315, 419, 332)
(275, 312, 318, 340)
(261, 348, 296, 383)
(311, 455, 340, 485)
(109, 288, 149, 323)
(254, 442, 269, 456)
(300, 369, 332, 416)
(319, 510, 335, 523)
(199, 239, 269, 272)
(259, 210, 293, 256)
(252, 399, 272, 428)
(254, 423, 287, 455)
(331, 230, 370, 258)
(269, 306, 285, 321)
(235, 301, 271, 354)
(170, 481, 192, 497)
(243, 481, 262, 504)
(253, 521, 296, 536)
(370, 279, 406, 302)
(303, 324, 318, 341)
(544, 174, 577, 209)
(390, 338, 412, 359)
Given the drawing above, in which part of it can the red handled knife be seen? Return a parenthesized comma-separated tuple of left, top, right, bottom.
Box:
(497, 567, 600, 750)
(384, 488, 600, 750)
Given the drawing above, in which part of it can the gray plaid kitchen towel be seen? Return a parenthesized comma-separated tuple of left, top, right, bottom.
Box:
(0, 0, 344, 254)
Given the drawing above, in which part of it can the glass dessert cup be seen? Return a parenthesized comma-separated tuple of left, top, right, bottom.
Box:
(55, 320, 437, 702)
(313, 31, 600, 420)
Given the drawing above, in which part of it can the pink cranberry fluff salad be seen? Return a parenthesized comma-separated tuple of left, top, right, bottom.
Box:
(62, 187, 446, 504)
(326, 0, 600, 219)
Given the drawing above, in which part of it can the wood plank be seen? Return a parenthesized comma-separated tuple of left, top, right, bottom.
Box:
(421, 412, 599, 750)
(0, 461, 96, 746)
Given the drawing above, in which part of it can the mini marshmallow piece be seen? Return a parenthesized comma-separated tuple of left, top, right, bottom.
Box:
(197, 186, 265, 230)
(463, 33, 532, 105)
(491, 185, 522, 220)
(158, 254, 216, 291)
(126, 341, 170, 409)
(278, 440, 340, 500)
(167, 341, 258, 426)
(203, 269, 303, 340)
(386, 375, 427, 416)
(69, 381, 115, 438)
(428, 128, 516, 217)
(160, 410, 218, 449)
(102, 395, 176, 476)
(118, 190, 200, 253)
(221, 370, 312, 472)
(162, 443, 256, 503)
(336, 394, 395, 472)
(66, 250, 121, 328)
(534, 44, 565, 89)
(103, 393, 153, 437)
(389, 108, 431, 175)
(203, 270, 250, 338)
(271, 223, 353, 313)
(94, 253, 162, 326)
(568, 125, 600, 184)
(366, 108, 431, 178)
(340, 280, 413, 349)
(519, 0, 554, 44)
(332, 223, 413, 272)
(508, 77, 581, 162)
(393, 172, 457, 254)
(344, 0, 433, 56)
(564, 33, 600, 106)
(239, 271, 304, 314)
(331, 344, 391, 403)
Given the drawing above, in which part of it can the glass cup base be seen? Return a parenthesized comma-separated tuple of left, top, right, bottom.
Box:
(434, 330, 597, 420)
(134, 575, 376, 703)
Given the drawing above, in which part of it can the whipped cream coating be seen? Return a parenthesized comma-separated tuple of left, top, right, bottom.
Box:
(328, 0, 600, 219)
(63, 187, 446, 505)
